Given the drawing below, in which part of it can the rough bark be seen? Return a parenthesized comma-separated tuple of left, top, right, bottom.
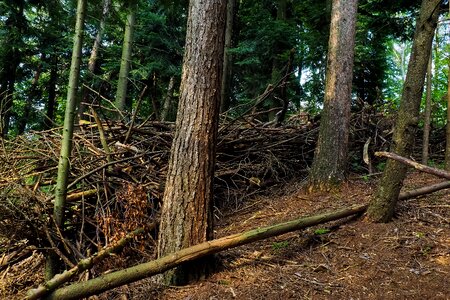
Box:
(51, 0, 86, 277)
(422, 52, 432, 164)
(220, 0, 236, 113)
(115, 1, 136, 114)
(44, 204, 367, 300)
(367, 0, 441, 222)
(157, 0, 227, 285)
(308, 0, 358, 191)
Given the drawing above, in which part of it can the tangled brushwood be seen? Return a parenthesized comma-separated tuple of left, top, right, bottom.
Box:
(0, 109, 444, 275)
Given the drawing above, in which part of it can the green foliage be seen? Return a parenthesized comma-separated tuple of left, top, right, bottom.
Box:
(271, 240, 289, 250)
(314, 228, 330, 235)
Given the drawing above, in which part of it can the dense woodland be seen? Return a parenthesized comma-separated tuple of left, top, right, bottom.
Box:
(0, 0, 449, 299)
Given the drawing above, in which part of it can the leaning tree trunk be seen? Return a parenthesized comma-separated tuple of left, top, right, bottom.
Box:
(367, 0, 440, 222)
(307, 0, 358, 192)
(115, 1, 136, 115)
(157, 0, 226, 285)
(51, 0, 86, 278)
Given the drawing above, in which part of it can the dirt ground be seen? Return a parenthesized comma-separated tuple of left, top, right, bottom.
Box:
(2, 171, 449, 299)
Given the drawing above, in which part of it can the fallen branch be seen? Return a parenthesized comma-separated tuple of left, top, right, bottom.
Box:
(27, 227, 148, 300)
(375, 151, 450, 180)
(43, 204, 367, 300)
(399, 181, 450, 200)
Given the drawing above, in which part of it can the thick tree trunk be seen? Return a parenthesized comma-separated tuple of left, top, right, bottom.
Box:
(446, 3, 450, 171)
(157, 0, 226, 285)
(43, 204, 367, 300)
(51, 0, 86, 278)
(308, 0, 358, 191)
(115, 2, 136, 115)
(422, 52, 432, 165)
(367, 0, 440, 222)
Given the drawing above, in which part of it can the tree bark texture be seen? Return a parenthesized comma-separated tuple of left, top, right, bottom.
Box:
(115, 1, 136, 114)
(422, 52, 432, 165)
(44, 204, 367, 300)
(367, 0, 440, 222)
(157, 0, 226, 285)
(308, 0, 358, 191)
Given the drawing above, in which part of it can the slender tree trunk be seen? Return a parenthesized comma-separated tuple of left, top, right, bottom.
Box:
(157, 0, 226, 285)
(446, 5, 450, 171)
(160, 76, 175, 121)
(307, 0, 358, 192)
(115, 2, 137, 115)
(268, 0, 288, 122)
(44, 55, 58, 129)
(18, 59, 43, 134)
(0, 1, 24, 137)
(79, 0, 111, 120)
(51, 0, 86, 278)
(220, 0, 236, 113)
(367, 0, 440, 222)
(422, 51, 433, 165)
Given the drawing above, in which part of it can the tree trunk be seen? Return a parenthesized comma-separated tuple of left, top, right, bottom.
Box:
(44, 54, 58, 129)
(115, 2, 136, 115)
(160, 76, 175, 121)
(220, 0, 236, 113)
(78, 0, 111, 120)
(0, 1, 24, 137)
(422, 51, 432, 165)
(367, 0, 440, 222)
(157, 0, 226, 285)
(51, 0, 86, 277)
(307, 0, 358, 192)
(446, 4, 450, 171)
(268, 0, 288, 122)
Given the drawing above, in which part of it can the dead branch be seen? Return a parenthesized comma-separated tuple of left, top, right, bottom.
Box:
(375, 151, 450, 180)
(43, 204, 367, 300)
(399, 181, 450, 200)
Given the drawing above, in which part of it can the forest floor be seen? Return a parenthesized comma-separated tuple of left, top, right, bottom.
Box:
(3, 171, 450, 299)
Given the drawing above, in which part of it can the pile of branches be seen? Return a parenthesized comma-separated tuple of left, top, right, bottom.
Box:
(0, 108, 444, 271)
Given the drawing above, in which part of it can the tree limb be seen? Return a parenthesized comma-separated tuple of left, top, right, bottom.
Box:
(375, 151, 450, 180)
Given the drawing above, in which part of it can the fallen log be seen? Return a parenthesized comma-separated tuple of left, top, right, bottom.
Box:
(43, 204, 367, 300)
(27, 227, 147, 300)
(375, 151, 450, 180)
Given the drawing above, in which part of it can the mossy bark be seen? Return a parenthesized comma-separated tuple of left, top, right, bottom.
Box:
(367, 0, 440, 222)
(308, 0, 358, 192)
